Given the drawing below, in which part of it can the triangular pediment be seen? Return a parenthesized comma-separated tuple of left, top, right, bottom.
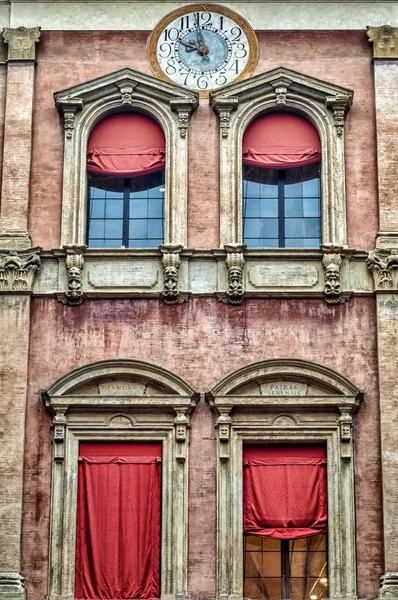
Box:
(210, 66, 353, 108)
(54, 67, 199, 112)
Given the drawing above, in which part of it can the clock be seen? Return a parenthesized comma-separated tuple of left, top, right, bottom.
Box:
(148, 4, 259, 94)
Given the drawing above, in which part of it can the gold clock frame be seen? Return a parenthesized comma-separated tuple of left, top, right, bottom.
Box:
(147, 4, 259, 97)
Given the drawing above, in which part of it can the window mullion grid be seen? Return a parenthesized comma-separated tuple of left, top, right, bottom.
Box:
(278, 172, 285, 248)
(123, 179, 129, 248)
(281, 539, 290, 600)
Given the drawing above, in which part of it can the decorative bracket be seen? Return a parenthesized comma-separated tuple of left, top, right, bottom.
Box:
(270, 78, 291, 105)
(170, 97, 198, 139)
(367, 248, 398, 290)
(53, 409, 67, 462)
(211, 96, 239, 138)
(325, 94, 352, 137)
(55, 97, 83, 140)
(116, 82, 138, 105)
(215, 409, 232, 462)
(219, 243, 246, 305)
(321, 243, 345, 304)
(3, 26, 41, 61)
(367, 24, 398, 58)
(60, 244, 86, 306)
(0, 247, 41, 293)
(174, 408, 189, 463)
(159, 244, 187, 304)
(339, 410, 353, 461)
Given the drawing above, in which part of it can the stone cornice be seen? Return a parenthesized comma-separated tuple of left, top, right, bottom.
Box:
(367, 24, 398, 58)
(2, 26, 40, 61)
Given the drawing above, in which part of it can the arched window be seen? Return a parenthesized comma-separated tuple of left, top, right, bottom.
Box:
(86, 113, 166, 248)
(242, 113, 321, 248)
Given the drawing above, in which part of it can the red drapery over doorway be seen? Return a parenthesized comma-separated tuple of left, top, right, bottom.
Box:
(75, 442, 162, 600)
(243, 444, 327, 540)
(242, 113, 321, 169)
(87, 113, 165, 177)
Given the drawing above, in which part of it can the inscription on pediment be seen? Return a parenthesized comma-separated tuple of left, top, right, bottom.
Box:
(261, 382, 308, 396)
(72, 377, 171, 396)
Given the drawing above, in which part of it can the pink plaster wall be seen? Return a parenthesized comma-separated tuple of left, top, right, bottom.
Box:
(22, 297, 382, 600)
(29, 30, 377, 250)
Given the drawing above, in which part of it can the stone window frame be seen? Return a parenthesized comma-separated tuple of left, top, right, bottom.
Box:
(54, 68, 199, 248)
(210, 67, 354, 248)
(207, 358, 362, 600)
(43, 359, 199, 600)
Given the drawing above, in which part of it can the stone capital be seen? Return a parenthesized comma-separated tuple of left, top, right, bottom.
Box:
(367, 248, 398, 291)
(367, 25, 398, 58)
(379, 573, 398, 599)
(2, 26, 41, 61)
(0, 572, 25, 599)
(211, 96, 239, 138)
(0, 247, 41, 293)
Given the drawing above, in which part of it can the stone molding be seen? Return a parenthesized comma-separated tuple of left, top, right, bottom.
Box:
(379, 572, 398, 599)
(0, 572, 25, 599)
(2, 26, 40, 61)
(0, 231, 31, 251)
(219, 243, 246, 304)
(0, 247, 41, 293)
(367, 248, 398, 290)
(54, 68, 198, 248)
(207, 358, 362, 600)
(159, 243, 187, 304)
(43, 359, 199, 600)
(367, 25, 398, 58)
(58, 244, 86, 306)
(210, 66, 353, 247)
(321, 243, 347, 304)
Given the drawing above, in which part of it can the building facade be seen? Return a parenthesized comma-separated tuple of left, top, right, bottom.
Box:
(0, 2, 398, 600)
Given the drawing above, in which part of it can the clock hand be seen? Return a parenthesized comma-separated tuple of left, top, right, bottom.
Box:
(194, 15, 209, 56)
(179, 38, 198, 52)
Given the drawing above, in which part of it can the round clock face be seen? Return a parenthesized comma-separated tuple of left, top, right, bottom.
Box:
(148, 5, 258, 93)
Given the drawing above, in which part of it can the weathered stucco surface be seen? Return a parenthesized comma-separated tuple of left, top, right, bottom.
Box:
(22, 296, 382, 600)
(29, 30, 378, 250)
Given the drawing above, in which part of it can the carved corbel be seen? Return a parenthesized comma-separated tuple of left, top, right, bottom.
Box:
(53, 410, 67, 462)
(326, 94, 352, 137)
(116, 82, 138, 105)
(218, 243, 246, 305)
(3, 26, 41, 61)
(211, 96, 239, 138)
(367, 249, 398, 290)
(0, 247, 41, 292)
(321, 244, 345, 304)
(367, 24, 398, 58)
(339, 411, 353, 461)
(60, 245, 86, 306)
(170, 97, 198, 139)
(174, 409, 189, 463)
(159, 244, 187, 304)
(215, 409, 232, 462)
(270, 78, 291, 105)
(55, 98, 83, 140)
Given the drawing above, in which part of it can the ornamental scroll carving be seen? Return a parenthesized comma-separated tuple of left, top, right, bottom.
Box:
(211, 96, 239, 139)
(0, 248, 41, 292)
(367, 25, 398, 58)
(367, 249, 398, 290)
(170, 97, 197, 139)
(270, 78, 291, 105)
(326, 95, 352, 137)
(222, 243, 246, 305)
(3, 26, 41, 61)
(160, 244, 187, 304)
(61, 245, 86, 306)
(117, 82, 138, 106)
(321, 244, 345, 304)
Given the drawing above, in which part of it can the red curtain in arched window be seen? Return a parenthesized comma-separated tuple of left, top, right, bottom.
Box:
(243, 113, 321, 170)
(243, 444, 327, 540)
(87, 113, 165, 177)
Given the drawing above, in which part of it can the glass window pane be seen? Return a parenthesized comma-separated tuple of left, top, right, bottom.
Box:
(89, 220, 104, 238)
(244, 198, 260, 218)
(260, 219, 278, 238)
(285, 219, 304, 238)
(243, 180, 260, 198)
(303, 177, 320, 197)
(285, 198, 303, 218)
(89, 186, 106, 199)
(245, 536, 263, 551)
(285, 238, 305, 248)
(262, 552, 281, 577)
(130, 199, 148, 219)
(260, 238, 279, 248)
(245, 238, 261, 248)
(285, 181, 303, 198)
(260, 183, 278, 199)
(148, 199, 164, 219)
(243, 577, 263, 600)
(103, 238, 123, 248)
(129, 219, 148, 239)
(148, 219, 163, 239)
(88, 239, 104, 248)
(105, 199, 124, 218)
(262, 539, 280, 551)
(303, 218, 321, 238)
(243, 219, 260, 239)
(245, 552, 263, 578)
(147, 183, 164, 198)
(260, 198, 278, 217)
(305, 238, 321, 248)
(104, 220, 123, 238)
(89, 199, 105, 218)
(303, 197, 320, 218)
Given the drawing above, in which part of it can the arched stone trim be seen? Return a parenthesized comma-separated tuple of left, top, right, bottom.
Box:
(210, 66, 353, 247)
(44, 359, 199, 600)
(207, 358, 362, 600)
(54, 68, 199, 247)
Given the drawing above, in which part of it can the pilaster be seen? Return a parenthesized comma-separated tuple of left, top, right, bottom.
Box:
(0, 27, 40, 247)
(367, 25, 398, 598)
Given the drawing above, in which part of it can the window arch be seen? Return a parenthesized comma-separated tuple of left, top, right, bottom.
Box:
(86, 112, 166, 248)
(210, 67, 353, 248)
(242, 112, 322, 248)
(54, 68, 198, 247)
